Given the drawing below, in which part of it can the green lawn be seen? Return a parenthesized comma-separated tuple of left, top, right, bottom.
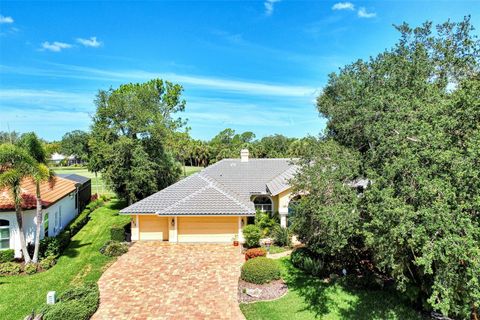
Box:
(0, 200, 129, 320)
(182, 165, 203, 177)
(240, 259, 423, 320)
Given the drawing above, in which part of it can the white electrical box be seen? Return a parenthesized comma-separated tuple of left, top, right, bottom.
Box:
(47, 291, 56, 305)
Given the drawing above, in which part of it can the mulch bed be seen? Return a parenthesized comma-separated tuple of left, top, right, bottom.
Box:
(238, 279, 288, 303)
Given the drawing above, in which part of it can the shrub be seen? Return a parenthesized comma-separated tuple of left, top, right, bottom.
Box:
(110, 224, 126, 242)
(24, 263, 38, 275)
(39, 237, 61, 258)
(57, 230, 71, 253)
(271, 225, 291, 247)
(241, 257, 281, 284)
(69, 209, 91, 236)
(43, 283, 99, 320)
(0, 262, 21, 275)
(0, 249, 14, 263)
(291, 247, 326, 277)
(255, 210, 279, 236)
(242, 224, 262, 248)
(39, 255, 56, 270)
(100, 240, 129, 257)
(245, 248, 267, 261)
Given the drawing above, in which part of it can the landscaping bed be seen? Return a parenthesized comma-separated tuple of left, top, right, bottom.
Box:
(238, 279, 288, 303)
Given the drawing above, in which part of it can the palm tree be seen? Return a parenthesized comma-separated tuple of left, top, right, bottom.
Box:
(18, 133, 54, 263)
(0, 144, 37, 264)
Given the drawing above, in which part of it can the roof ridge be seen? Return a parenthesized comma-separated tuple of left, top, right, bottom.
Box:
(199, 173, 254, 213)
(153, 174, 211, 214)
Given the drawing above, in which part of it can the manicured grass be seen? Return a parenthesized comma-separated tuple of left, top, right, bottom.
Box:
(181, 165, 203, 177)
(240, 259, 423, 320)
(0, 200, 129, 320)
(264, 245, 290, 254)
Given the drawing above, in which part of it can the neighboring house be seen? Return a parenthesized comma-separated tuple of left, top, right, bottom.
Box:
(57, 174, 92, 212)
(0, 175, 91, 258)
(49, 152, 82, 166)
(120, 149, 300, 243)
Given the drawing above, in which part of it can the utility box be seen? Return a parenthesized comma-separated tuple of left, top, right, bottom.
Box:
(47, 291, 56, 305)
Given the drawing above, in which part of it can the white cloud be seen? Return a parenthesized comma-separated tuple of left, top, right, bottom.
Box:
(264, 0, 280, 16)
(332, 2, 354, 10)
(77, 36, 102, 48)
(0, 15, 14, 24)
(41, 41, 72, 52)
(358, 7, 376, 18)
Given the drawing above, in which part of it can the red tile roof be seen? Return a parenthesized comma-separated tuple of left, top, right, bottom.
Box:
(0, 176, 76, 211)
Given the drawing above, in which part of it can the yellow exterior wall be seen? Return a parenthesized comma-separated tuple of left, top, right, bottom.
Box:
(277, 189, 292, 213)
(177, 216, 238, 243)
(139, 215, 169, 241)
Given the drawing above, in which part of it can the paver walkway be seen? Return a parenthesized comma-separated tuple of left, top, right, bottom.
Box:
(92, 242, 245, 320)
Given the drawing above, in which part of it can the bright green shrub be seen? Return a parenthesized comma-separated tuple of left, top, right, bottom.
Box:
(39, 237, 61, 258)
(43, 283, 99, 320)
(69, 209, 91, 235)
(0, 262, 21, 275)
(24, 263, 38, 275)
(39, 255, 56, 270)
(110, 225, 126, 242)
(0, 249, 14, 263)
(242, 224, 262, 248)
(100, 240, 129, 257)
(271, 225, 291, 247)
(241, 257, 281, 284)
(255, 210, 279, 236)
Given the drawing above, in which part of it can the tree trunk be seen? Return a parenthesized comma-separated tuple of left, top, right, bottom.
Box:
(32, 181, 43, 263)
(15, 204, 31, 264)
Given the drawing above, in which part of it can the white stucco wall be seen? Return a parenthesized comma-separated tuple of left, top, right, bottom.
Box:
(0, 194, 78, 258)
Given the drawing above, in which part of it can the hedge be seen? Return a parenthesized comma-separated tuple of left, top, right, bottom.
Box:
(42, 283, 99, 320)
(241, 257, 281, 284)
(0, 249, 14, 263)
(110, 224, 127, 242)
(0, 262, 21, 276)
(290, 247, 326, 277)
(100, 240, 129, 257)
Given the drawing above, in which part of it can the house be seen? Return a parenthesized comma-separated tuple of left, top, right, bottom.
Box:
(49, 152, 82, 166)
(120, 149, 300, 243)
(0, 174, 91, 258)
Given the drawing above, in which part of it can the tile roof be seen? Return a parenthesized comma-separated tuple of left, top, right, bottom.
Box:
(120, 158, 298, 216)
(0, 176, 77, 211)
(266, 165, 299, 196)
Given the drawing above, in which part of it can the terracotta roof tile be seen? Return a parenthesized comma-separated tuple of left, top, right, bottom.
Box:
(0, 176, 76, 211)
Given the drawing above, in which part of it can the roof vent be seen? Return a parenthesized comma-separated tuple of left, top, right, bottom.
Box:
(240, 149, 249, 162)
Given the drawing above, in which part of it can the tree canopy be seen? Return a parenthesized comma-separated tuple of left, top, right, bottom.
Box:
(90, 79, 184, 204)
(293, 17, 480, 318)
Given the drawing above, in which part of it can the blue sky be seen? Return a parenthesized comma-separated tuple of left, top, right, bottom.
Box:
(0, 1, 478, 141)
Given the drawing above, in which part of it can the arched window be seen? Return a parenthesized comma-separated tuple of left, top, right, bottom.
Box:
(0, 219, 10, 250)
(253, 196, 273, 214)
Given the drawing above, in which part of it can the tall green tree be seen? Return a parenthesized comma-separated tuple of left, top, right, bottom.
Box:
(17, 133, 53, 263)
(60, 130, 91, 162)
(295, 17, 480, 318)
(90, 79, 184, 204)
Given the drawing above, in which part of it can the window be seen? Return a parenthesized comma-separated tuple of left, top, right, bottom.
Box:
(44, 212, 49, 237)
(253, 196, 273, 214)
(0, 219, 10, 250)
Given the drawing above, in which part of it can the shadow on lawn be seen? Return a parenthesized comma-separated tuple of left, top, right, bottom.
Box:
(283, 260, 423, 319)
(63, 240, 92, 258)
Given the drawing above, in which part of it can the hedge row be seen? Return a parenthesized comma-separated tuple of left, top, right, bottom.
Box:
(37, 199, 105, 259)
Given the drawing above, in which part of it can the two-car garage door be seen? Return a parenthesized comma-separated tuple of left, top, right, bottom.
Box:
(177, 216, 237, 243)
(137, 215, 238, 243)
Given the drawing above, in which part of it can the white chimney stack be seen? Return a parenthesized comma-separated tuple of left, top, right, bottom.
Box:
(240, 149, 249, 162)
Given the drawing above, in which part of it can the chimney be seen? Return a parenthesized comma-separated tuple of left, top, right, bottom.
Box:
(240, 149, 249, 162)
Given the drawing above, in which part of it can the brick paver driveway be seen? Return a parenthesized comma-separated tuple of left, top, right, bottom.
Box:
(92, 242, 245, 320)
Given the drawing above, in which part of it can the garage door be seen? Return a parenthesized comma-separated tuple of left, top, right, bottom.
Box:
(178, 216, 237, 243)
(139, 215, 169, 241)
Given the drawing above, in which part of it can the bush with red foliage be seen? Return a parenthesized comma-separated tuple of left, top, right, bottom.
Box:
(91, 194, 98, 201)
(245, 248, 267, 261)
